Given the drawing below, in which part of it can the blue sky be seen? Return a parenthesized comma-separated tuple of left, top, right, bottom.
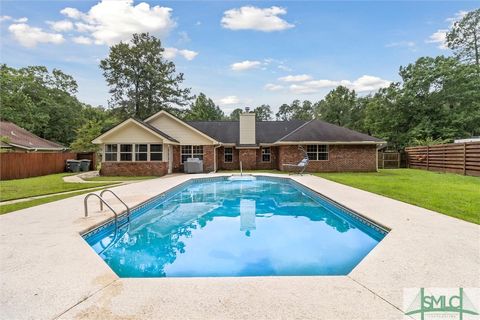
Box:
(1, 1, 478, 114)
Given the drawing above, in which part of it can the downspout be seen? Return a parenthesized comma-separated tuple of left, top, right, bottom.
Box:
(213, 144, 221, 173)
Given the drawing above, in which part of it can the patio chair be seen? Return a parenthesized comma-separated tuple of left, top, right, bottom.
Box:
(283, 145, 310, 175)
(283, 157, 310, 175)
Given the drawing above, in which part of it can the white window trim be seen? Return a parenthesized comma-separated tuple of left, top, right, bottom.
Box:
(103, 143, 163, 162)
(181, 145, 204, 164)
(261, 147, 271, 163)
(150, 144, 163, 162)
(306, 144, 329, 161)
(224, 147, 233, 163)
(104, 144, 118, 162)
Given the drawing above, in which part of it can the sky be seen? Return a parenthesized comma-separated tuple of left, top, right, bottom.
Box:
(0, 1, 478, 115)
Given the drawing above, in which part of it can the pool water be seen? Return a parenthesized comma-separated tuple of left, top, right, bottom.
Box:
(84, 177, 387, 277)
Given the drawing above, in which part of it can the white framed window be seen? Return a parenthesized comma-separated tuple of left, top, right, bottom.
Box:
(135, 144, 148, 161)
(105, 144, 117, 161)
(306, 145, 329, 161)
(150, 144, 163, 161)
(181, 145, 204, 163)
(224, 147, 233, 163)
(261, 147, 271, 162)
(120, 144, 133, 161)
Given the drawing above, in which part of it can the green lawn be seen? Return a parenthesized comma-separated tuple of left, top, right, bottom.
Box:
(84, 176, 158, 181)
(0, 186, 109, 215)
(315, 169, 480, 224)
(0, 173, 115, 202)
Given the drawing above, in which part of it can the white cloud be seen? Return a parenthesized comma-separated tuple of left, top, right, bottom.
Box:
(278, 64, 292, 72)
(163, 47, 198, 61)
(385, 41, 416, 48)
(427, 29, 448, 49)
(72, 36, 93, 45)
(60, 0, 176, 45)
(264, 83, 284, 91)
(1, 16, 28, 23)
(8, 23, 64, 48)
(47, 20, 74, 32)
(219, 96, 240, 105)
(289, 75, 391, 94)
(446, 10, 468, 24)
(278, 74, 312, 82)
(221, 6, 294, 32)
(427, 10, 467, 50)
(60, 7, 85, 20)
(231, 60, 262, 71)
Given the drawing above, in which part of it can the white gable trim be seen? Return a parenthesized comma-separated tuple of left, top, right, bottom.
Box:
(92, 118, 178, 144)
(144, 110, 218, 144)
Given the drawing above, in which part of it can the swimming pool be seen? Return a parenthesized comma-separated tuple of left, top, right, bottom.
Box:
(84, 176, 387, 277)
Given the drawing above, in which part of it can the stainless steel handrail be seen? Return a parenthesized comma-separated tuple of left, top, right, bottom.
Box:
(84, 193, 118, 238)
(100, 189, 131, 220)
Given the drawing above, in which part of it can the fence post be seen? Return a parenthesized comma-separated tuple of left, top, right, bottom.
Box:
(426, 146, 429, 171)
(463, 143, 467, 175)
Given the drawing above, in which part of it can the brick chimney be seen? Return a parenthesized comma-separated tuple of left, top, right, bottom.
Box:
(239, 111, 256, 145)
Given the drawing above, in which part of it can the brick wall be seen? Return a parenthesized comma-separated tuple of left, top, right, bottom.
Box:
(217, 146, 240, 170)
(238, 149, 257, 170)
(172, 145, 214, 173)
(203, 145, 215, 172)
(100, 162, 168, 176)
(255, 147, 278, 170)
(278, 144, 377, 172)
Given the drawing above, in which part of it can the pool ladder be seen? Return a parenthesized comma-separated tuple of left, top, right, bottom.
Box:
(84, 190, 132, 239)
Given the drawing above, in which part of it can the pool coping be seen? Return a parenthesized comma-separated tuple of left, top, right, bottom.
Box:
(1, 172, 478, 319)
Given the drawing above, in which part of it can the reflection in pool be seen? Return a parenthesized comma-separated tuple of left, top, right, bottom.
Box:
(84, 177, 387, 277)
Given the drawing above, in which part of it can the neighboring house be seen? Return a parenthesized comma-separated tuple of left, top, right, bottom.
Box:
(92, 110, 385, 176)
(0, 121, 66, 152)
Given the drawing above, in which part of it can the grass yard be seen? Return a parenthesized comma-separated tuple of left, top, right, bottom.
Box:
(84, 176, 158, 181)
(315, 169, 480, 224)
(0, 173, 115, 202)
(0, 186, 109, 215)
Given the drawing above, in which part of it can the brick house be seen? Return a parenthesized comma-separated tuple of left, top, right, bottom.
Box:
(92, 110, 385, 176)
(0, 121, 66, 152)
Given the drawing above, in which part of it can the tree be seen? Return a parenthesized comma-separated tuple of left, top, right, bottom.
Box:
(276, 103, 293, 120)
(0, 64, 87, 145)
(276, 100, 314, 120)
(185, 93, 225, 120)
(100, 33, 192, 120)
(315, 86, 356, 127)
(446, 9, 480, 66)
(254, 104, 273, 120)
(70, 120, 103, 152)
(229, 108, 243, 120)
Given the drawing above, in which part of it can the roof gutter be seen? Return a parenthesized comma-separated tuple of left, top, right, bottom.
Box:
(273, 141, 386, 145)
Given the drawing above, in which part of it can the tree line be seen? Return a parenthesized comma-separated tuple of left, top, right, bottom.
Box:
(1, 9, 478, 151)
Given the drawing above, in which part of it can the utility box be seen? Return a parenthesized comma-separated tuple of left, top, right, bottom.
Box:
(184, 158, 203, 173)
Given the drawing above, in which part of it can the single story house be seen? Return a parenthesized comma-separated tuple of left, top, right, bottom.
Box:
(0, 121, 66, 152)
(92, 110, 385, 176)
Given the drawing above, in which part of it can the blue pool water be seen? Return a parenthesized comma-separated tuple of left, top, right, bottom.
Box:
(84, 177, 387, 277)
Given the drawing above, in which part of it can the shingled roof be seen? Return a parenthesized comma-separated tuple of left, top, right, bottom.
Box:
(0, 121, 65, 150)
(187, 119, 383, 145)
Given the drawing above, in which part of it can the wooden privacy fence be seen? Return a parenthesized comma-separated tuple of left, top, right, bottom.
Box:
(378, 151, 404, 169)
(0, 152, 96, 180)
(405, 142, 480, 177)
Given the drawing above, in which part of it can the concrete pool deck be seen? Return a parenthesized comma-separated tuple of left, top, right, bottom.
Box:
(0, 173, 478, 319)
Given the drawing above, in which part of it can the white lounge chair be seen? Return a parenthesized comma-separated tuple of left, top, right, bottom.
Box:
(283, 157, 310, 175)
